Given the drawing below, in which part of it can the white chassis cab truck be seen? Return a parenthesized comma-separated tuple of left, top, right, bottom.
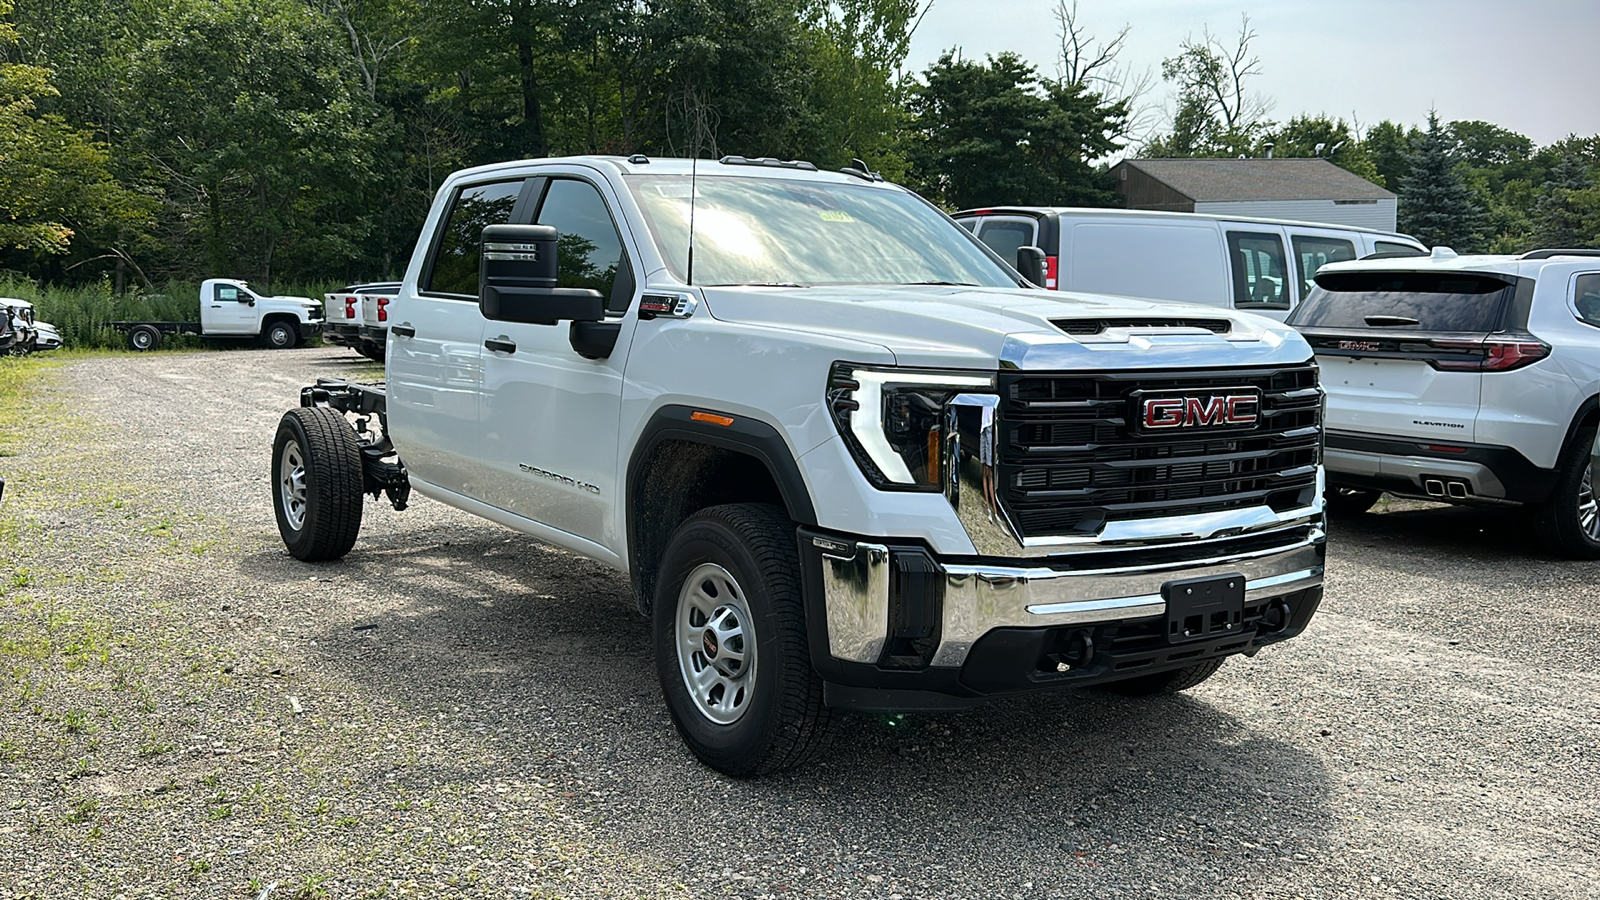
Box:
(269, 155, 1329, 775)
(117, 278, 324, 351)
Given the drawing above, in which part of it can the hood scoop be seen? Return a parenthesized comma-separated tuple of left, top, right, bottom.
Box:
(1052, 317, 1232, 336)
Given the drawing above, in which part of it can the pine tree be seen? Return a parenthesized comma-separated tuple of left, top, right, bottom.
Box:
(1397, 113, 1490, 252)
(1530, 153, 1597, 249)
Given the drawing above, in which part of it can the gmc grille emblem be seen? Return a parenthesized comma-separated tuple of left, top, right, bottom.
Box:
(1141, 394, 1260, 430)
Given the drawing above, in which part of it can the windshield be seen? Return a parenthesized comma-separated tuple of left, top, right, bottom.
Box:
(624, 174, 1018, 288)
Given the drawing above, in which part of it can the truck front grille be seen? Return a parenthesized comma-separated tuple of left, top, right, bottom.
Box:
(997, 365, 1321, 539)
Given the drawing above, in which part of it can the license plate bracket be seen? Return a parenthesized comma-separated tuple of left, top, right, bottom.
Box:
(1162, 573, 1245, 644)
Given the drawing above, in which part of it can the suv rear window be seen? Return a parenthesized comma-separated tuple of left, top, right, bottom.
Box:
(1292, 272, 1515, 332)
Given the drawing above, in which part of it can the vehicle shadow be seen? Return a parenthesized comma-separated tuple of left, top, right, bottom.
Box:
(238, 523, 1334, 890)
(1330, 500, 1553, 564)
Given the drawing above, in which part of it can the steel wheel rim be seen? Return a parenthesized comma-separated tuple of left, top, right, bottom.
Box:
(279, 439, 308, 531)
(270, 326, 291, 347)
(1579, 462, 1599, 541)
(133, 330, 152, 349)
(675, 563, 756, 726)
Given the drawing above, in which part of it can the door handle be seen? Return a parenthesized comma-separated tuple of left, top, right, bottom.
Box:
(484, 337, 517, 354)
(391, 324, 416, 338)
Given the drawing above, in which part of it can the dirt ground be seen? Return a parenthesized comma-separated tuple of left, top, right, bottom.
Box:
(0, 348, 1595, 899)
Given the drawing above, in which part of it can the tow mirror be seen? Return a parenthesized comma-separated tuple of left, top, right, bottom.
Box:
(1016, 246, 1047, 287)
(479, 224, 603, 325)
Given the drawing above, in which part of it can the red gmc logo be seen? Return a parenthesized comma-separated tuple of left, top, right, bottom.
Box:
(1141, 394, 1260, 430)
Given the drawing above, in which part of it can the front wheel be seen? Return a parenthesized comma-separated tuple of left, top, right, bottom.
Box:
(263, 321, 297, 350)
(653, 504, 830, 776)
(271, 407, 364, 561)
(1534, 423, 1600, 559)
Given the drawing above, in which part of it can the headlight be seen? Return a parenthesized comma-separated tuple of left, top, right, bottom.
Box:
(827, 363, 995, 491)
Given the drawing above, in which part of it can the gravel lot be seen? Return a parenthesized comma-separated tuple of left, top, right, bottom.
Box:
(1, 347, 1597, 899)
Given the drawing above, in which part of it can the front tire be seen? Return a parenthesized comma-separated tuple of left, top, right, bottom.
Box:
(263, 321, 297, 350)
(1534, 423, 1600, 559)
(653, 504, 829, 776)
(271, 407, 364, 561)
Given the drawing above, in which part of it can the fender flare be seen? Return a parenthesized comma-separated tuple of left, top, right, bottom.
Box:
(624, 405, 818, 606)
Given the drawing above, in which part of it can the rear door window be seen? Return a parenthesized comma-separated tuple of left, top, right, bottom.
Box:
(1291, 236, 1356, 299)
(424, 179, 529, 297)
(1227, 231, 1291, 310)
(974, 217, 1038, 265)
(1291, 272, 1515, 332)
(1573, 273, 1600, 327)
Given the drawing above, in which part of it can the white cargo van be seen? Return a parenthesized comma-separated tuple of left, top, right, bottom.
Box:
(954, 207, 1427, 321)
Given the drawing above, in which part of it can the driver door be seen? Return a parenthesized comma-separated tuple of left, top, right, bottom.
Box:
(209, 282, 258, 334)
(477, 172, 640, 551)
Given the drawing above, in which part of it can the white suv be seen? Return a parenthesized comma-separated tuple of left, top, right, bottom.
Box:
(1289, 248, 1600, 557)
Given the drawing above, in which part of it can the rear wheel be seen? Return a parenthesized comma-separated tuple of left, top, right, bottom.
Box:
(263, 320, 297, 350)
(1103, 658, 1226, 697)
(1534, 423, 1600, 559)
(127, 325, 162, 351)
(271, 407, 364, 561)
(653, 503, 829, 776)
(1326, 487, 1382, 516)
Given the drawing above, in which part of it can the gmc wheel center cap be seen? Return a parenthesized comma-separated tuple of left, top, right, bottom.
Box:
(702, 630, 719, 659)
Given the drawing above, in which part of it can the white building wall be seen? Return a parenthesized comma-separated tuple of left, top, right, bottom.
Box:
(1193, 199, 1398, 232)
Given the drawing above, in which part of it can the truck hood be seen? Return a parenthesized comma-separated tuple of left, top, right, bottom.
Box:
(698, 284, 1312, 370)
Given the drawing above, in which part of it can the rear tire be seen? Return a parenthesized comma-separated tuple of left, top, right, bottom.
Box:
(127, 325, 162, 351)
(1103, 658, 1226, 697)
(1326, 487, 1382, 516)
(1533, 423, 1600, 559)
(271, 407, 364, 561)
(263, 321, 297, 350)
(653, 503, 830, 776)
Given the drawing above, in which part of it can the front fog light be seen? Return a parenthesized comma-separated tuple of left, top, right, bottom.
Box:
(827, 363, 995, 490)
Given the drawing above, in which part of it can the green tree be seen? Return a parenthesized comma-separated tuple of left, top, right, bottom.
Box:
(788, 0, 917, 174)
(0, 0, 152, 266)
(907, 51, 1126, 210)
(1397, 112, 1490, 252)
(1530, 152, 1599, 249)
(1256, 115, 1380, 183)
(1361, 120, 1416, 190)
(1143, 14, 1271, 157)
(120, 0, 387, 284)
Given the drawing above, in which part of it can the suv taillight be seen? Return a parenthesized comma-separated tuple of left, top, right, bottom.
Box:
(1430, 337, 1550, 372)
(377, 297, 389, 322)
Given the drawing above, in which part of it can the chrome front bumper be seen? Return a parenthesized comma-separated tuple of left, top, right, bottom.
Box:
(817, 526, 1325, 668)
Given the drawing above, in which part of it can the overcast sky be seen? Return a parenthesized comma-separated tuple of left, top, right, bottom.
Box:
(904, 0, 1600, 153)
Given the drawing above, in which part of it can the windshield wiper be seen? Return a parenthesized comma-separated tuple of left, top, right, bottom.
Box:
(707, 282, 808, 288)
(900, 280, 980, 287)
(1364, 315, 1421, 327)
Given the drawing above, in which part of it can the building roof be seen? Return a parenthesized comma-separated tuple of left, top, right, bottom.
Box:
(1114, 158, 1394, 202)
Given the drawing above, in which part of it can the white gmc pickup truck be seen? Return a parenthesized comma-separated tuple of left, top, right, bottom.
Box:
(269, 155, 1328, 775)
